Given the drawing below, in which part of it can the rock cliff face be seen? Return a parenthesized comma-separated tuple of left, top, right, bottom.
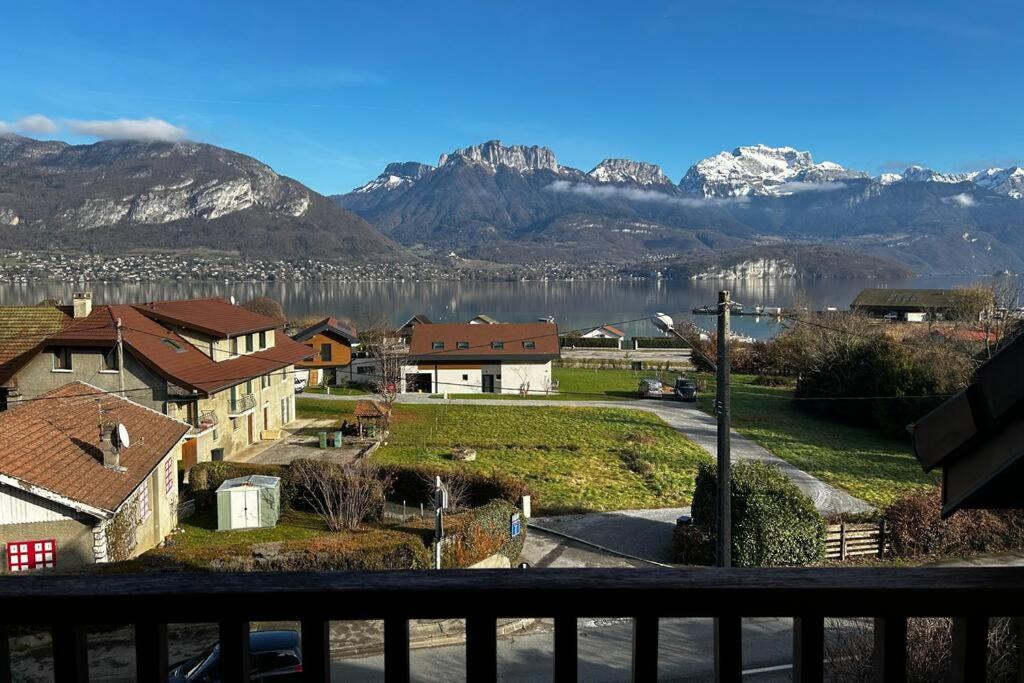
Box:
(588, 158, 671, 185)
(437, 140, 560, 173)
(0, 134, 406, 259)
(688, 258, 799, 280)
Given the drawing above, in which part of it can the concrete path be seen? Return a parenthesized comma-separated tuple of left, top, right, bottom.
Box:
(530, 507, 689, 564)
(308, 393, 873, 515)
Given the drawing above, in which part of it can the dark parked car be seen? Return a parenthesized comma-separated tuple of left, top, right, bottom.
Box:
(673, 377, 699, 402)
(168, 630, 302, 682)
(637, 377, 664, 399)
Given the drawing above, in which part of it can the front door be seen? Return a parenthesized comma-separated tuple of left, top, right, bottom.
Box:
(247, 413, 254, 445)
(263, 406, 269, 431)
(243, 488, 260, 528)
(482, 374, 495, 393)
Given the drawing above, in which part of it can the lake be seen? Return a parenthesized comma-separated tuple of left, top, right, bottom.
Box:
(0, 275, 986, 339)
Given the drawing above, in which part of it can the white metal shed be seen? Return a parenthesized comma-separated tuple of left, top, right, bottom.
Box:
(215, 475, 281, 531)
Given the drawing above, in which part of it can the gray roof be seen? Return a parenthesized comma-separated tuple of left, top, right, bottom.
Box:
(217, 474, 281, 491)
(850, 288, 971, 311)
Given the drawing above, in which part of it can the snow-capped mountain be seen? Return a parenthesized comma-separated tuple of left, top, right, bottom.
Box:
(353, 161, 434, 193)
(898, 165, 969, 184)
(437, 140, 560, 173)
(878, 172, 903, 185)
(588, 158, 672, 186)
(968, 167, 1024, 199)
(679, 145, 867, 197)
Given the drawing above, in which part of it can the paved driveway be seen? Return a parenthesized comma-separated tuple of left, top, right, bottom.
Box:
(529, 508, 689, 564)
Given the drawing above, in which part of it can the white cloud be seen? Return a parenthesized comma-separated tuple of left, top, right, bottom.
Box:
(944, 193, 976, 207)
(0, 114, 59, 135)
(64, 117, 188, 142)
(545, 180, 747, 207)
(772, 181, 848, 194)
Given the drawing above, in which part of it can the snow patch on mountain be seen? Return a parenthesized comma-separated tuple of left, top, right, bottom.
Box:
(969, 167, 1024, 199)
(438, 140, 560, 173)
(588, 158, 671, 186)
(899, 165, 969, 184)
(353, 161, 434, 193)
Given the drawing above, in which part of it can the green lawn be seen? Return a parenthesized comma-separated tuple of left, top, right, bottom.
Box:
(427, 367, 685, 401)
(297, 397, 709, 514)
(696, 374, 938, 508)
(170, 508, 330, 550)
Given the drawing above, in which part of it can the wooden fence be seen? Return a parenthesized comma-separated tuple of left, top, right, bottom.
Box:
(825, 521, 889, 560)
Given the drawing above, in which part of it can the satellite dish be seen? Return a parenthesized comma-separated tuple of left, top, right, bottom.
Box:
(229, 295, 236, 306)
(651, 312, 674, 334)
(116, 423, 131, 450)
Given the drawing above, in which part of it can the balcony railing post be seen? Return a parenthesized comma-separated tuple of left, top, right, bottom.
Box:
(949, 616, 987, 682)
(134, 622, 167, 682)
(872, 616, 906, 683)
(631, 615, 658, 681)
(466, 616, 497, 683)
(51, 624, 88, 683)
(714, 616, 742, 683)
(219, 621, 251, 681)
(1, 624, 11, 683)
(553, 616, 577, 682)
(793, 616, 824, 683)
(300, 618, 331, 683)
(384, 618, 410, 683)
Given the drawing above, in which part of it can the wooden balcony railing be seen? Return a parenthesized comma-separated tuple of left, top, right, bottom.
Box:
(0, 567, 1021, 682)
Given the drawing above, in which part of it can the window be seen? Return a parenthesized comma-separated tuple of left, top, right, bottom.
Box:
(259, 331, 267, 349)
(462, 374, 469, 381)
(457, 341, 469, 350)
(320, 342, 332, 362)
(137, 480, 151, 521)
(432, 341, 444, 350)
(231, 417, 239, 431)
(261, 374, 270, 389)
(245, 380, 253, 394)
(52, 347, 72, 371)
(356, 365, 372, 374)
(161, 338, 185, 353)
(491, 341, 504, 350)
(6, 540, 55, 572)
(231, 337, 239, 356)
(213, 428, 220, 441)
(164, 457, 175, 495)
(523, 341, 536, 349)
(101, 347, 119, 371)
(245, 334, 254, 353)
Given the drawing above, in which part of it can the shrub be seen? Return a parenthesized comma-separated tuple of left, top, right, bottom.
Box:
(188, 462, 289, 509)
(559, 336, 620, 348)
(380, 463, 533, 509)
(685, 458, 825, 567)
(672, 523, 714, 565)
(632, 336, 689, 349)
(884, 487, 1018, 558)
(439, 500, 527, 567)
(288, 458, 390, 530)
(139, 529, 431, 572)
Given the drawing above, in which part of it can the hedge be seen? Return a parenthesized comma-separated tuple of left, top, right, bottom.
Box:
(137, 529, 432, 572)
(188, 462, 291, 509)
(559, 336, 620, 348)
(379, 463, 533, 509)
(439, 500, 527, 567)
(632, 336, 689, 349)
(679, 458, 825, 567)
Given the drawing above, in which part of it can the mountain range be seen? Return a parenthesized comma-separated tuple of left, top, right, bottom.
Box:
(0, 134, 406, 260)
(334, 141, 1024, 273)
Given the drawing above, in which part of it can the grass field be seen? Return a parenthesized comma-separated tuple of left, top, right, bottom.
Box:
(297, 397, 708, 514)
(302, 385, 370, 396)
(170, 508, 330, 550)
(696, 374, 937, 508)
(428, 367, 685, 401)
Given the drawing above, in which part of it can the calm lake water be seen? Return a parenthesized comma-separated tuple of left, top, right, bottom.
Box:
(0, 275, 985, 339)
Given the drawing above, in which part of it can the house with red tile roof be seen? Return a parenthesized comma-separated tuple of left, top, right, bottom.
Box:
(581, 323, 627, 348)
(3, 295, 312, 470)
(405, 322, 559, 395)
(0, 301, 73, 409)
(0, 382, 190, 572)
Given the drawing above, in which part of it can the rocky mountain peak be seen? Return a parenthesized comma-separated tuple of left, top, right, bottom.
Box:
(353, 161, 435, 193)
(899, 165, 968, 184)
(438, 140, 560, 173)
(588, 158, 671, 186)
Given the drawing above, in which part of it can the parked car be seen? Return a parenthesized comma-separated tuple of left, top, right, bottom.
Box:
(673, 377, 699, 402)
(168, 629, 303, 681)
(293, 376, 307, 393)
(637, 377, 664, 399)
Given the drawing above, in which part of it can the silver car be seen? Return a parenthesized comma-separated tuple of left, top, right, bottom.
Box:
(637, 378, 664, 399)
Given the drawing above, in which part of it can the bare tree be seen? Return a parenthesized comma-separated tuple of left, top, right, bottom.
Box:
(241, 296, 286, 323)
(358, 320, 409, 417)
(292, 458, 392, 531)
(419, 471, 472, 511)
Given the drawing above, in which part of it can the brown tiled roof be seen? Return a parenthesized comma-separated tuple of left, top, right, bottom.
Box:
(0, 306, 72, 385)
(354, 400, 390, 418)
(0, 382, 189, 514)
(409, 322, 560, 360)
(598, 324, 626, 337)
(292, 316, 358, 344)
(132, 297, 280, 338)
(46, 305, 313, 396)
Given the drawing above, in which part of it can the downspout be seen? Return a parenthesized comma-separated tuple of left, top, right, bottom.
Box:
(115, 318, 126, 397)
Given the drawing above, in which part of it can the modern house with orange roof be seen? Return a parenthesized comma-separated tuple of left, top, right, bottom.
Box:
(0, 382, 190, 572)
(290, 316, 359, 386)
(4, 295, 312, 471)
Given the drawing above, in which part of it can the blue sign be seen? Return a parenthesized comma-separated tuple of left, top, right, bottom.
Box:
(510, 513, 521, 538)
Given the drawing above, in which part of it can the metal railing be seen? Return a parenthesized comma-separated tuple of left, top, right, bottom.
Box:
(0, 567, 1019, 682)
(188, 410, 218, 435)
(227, 394, 256, 415)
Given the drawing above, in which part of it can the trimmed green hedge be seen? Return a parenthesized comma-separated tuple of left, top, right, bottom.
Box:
(560, 336, 621, 348)
(632, 336, 689, 349)
(379, 463, 533, 509)
(189, 462, 291, 509)
(679, 458, 825, 567)
(432, 500, 526, 567)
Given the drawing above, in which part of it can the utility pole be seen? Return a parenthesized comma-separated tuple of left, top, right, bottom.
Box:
(715, 290, 731, 567)
(434, 476, 445, 570)
(115, 317, 125, 397)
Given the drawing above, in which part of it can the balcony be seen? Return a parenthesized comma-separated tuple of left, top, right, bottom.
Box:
(188, 410, 218, 436)
(0, 567, 1018, 682)
(227, 393, 256, 415)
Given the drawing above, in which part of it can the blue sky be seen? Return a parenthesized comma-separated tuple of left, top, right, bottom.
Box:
(2, 1, 1022, 194)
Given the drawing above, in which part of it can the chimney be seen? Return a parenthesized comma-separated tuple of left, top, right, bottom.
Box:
(73, 292, 93, 319)
(99, 423, 123, 470)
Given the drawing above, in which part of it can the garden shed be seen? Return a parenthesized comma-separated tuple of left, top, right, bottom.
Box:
(215, 475, 282, 530)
